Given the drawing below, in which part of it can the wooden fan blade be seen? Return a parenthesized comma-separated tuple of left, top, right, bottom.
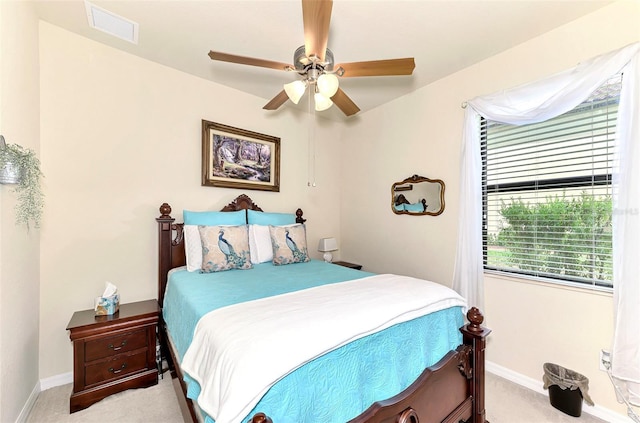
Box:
(331, 88, 360, 116)
(336, 58, 416, 77)
(263, 90, 290, 110)
(209, 51, 292, 72)
(302, 0, 332, 62)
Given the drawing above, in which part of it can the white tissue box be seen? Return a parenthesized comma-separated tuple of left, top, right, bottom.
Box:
(95, 294, 120, 316)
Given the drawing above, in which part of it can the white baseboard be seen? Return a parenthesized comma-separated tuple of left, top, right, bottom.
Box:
(15, 373, 72, 423)
(39, 372, 72, 391)
(15, 383, 40, 423)
(487, 360, 630, 423)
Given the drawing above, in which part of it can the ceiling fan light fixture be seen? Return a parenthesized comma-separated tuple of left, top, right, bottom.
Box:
(317, 73, 339, 98)
(314, 92, 333, 111)
(284, 80, 307, 104)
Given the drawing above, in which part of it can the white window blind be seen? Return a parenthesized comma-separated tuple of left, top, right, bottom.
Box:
(482, 75, 621, 288)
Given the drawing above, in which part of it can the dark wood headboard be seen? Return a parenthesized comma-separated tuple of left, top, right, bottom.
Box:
(156, 194, 305, 307)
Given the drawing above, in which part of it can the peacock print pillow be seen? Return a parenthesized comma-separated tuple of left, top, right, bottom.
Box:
(269, 224, 310, 265)
(198, 225, 252, 272)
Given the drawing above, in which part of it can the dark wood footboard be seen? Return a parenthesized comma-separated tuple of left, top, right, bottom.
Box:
(247, 308, 490, 423)
(164, 307, 490, 423)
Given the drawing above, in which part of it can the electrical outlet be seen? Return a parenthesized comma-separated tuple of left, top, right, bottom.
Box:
(600, 349, 611, 371)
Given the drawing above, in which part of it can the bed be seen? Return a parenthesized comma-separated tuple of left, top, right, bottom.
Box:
(156, 194, 490, 423)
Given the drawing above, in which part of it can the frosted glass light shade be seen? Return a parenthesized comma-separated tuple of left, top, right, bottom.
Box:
(314, 92, 333, 111)
(318, 237, 338, 262)
(284, 80, 307, 104)
(317, 73, 339, 97)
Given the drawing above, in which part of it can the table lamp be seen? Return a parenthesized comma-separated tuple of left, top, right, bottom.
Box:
(317, 237, 338, 262)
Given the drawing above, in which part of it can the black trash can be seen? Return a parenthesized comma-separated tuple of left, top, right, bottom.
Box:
(543, 363, 594, 417)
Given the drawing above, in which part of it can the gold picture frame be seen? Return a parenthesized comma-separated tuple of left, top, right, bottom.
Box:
(202, 120, 280, 192)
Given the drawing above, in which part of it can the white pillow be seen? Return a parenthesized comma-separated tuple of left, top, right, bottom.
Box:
(249, 224, 301, 264)
(248, 225, 273, 264)
(184, 225, 203, 272)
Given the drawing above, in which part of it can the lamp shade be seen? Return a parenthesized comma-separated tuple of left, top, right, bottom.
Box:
(314, 92, 333, 111)
(318, 237, 338, 252)
(317, 73, 339, 97)
(284, 80, 307, 104)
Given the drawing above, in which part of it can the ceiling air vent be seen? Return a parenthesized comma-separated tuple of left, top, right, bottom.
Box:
(84, 1, 139, 44)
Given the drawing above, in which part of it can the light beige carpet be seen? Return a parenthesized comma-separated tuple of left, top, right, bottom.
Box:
(26, 374, 184, 423)
(485, 372, 606, 423)
(27, 372, 606, 423)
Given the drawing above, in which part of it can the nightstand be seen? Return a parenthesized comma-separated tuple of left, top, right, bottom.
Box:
(332, 260, 363, 270)
(66, 299, 159, 413)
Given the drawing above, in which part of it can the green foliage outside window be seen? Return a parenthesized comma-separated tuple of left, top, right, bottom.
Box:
(489, 193, 612, 284)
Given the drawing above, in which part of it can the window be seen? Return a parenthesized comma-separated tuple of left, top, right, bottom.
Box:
(481, 75, 621, 289)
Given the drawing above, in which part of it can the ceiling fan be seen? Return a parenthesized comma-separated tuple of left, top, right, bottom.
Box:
(208, 0, 415, 117)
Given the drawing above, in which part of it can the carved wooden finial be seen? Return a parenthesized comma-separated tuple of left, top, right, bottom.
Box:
(159, 203, 172, 218)
(250, 413, 272, 423)
(466, 307, 484, 332)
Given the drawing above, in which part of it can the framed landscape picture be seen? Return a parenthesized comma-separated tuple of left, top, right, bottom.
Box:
(202, 120, 280, 192)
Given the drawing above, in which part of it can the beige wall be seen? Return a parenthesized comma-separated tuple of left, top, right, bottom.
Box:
(340, 0, 639, 417)
(3, 0, 639, 421)
(38, 22, 343, 379)
(0, 1, 41, 422)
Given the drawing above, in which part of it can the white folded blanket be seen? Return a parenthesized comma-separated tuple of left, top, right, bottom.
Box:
(181, 273, 466, 423)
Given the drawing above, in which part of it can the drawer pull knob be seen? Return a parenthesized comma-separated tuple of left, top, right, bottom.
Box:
(108, 340, 127, 351)
(109, 363, 127, 374)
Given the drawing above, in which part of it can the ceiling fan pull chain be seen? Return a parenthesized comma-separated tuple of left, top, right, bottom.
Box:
(307, 85, 316, 187)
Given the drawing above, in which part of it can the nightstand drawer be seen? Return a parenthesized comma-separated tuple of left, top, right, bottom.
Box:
(85, 329, 147, 362)
(85, 350, 148, 386)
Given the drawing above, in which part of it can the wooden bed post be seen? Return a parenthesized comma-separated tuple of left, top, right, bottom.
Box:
(157, 203, 175, 308)
(460, 307, 492, 423)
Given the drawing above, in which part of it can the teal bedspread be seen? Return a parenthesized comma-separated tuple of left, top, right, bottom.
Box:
(163, 260, 464, 423)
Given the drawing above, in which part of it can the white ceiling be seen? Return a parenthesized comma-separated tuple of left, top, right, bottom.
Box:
(33, 0, 613, 121)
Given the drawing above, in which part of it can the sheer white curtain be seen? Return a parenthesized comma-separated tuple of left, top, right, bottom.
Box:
(612, 46, 640, 408)
(453, 42, 640, 405)
(452, 107, 484, 309)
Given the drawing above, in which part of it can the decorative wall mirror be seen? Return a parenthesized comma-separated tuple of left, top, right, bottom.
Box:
(391, 174, 445, 216)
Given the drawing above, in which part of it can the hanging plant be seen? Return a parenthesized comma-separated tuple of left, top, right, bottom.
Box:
(0, 136, 44, 229)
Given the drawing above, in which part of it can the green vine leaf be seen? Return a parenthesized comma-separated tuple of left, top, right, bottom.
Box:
(0, 142, 44, 230)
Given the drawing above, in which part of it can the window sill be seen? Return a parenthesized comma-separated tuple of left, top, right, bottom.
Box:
(483, 269, 613, 297)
